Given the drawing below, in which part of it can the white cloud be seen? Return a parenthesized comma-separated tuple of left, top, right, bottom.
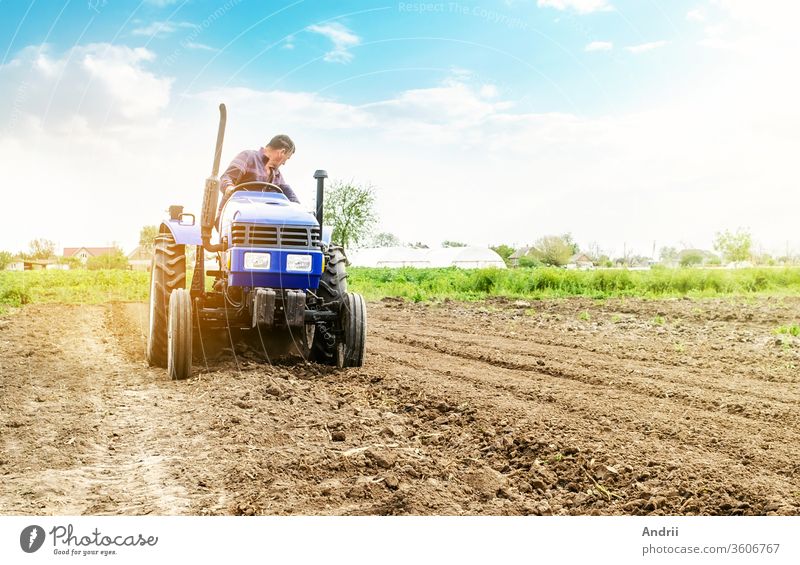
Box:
(0, 43, 172, 130)
(537, 0, 613, 14)
(585, 41, 613, 51)
(625, 40, 668, 53)
(695, 1, 800, 53)
(132, 20, 198, 37)
(479, 84, 499, 98)
(306, 23, 360, 63)
(185, 41, 217, 52)
(686, 8, 705, 21)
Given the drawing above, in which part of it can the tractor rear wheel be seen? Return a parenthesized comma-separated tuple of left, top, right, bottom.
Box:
(146, 233, 186, 368)
(310, 245, 348, 365)
(337, 292, 366, 368)
(167, 288, 192, 380)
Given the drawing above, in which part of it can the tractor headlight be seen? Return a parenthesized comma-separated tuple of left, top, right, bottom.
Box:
(286, 254, 312, 272)
(244, 252, 271, 270)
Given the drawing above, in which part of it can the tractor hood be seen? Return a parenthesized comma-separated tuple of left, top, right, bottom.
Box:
(220, 191, 318, 228)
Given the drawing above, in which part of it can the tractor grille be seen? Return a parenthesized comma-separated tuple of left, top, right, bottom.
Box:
(231, 223, 320, 248)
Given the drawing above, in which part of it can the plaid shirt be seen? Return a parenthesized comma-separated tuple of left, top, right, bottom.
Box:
(219, 147, 299, 203)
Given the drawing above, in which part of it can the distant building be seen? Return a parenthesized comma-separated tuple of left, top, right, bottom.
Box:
(508, 246, 532, 267)
(566, 253, 594, 270)
(63, 247, 117, 265)
(7, 259, 50, 271)
(127, 246, 152, 272)
(348, 247, 507, 269)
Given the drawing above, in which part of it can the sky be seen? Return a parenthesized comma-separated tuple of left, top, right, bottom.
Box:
(0, 0, 798, 259)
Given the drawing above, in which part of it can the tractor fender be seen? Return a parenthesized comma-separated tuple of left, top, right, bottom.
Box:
(160, 218, 202, 246)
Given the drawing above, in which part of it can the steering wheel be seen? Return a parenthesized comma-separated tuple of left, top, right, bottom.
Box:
(229, 181, 285, 196)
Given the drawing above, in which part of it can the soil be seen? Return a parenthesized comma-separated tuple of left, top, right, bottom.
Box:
(1, 296, 799, 516)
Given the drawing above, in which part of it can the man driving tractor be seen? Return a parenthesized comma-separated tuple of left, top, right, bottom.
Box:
(216, 134, 299, 221)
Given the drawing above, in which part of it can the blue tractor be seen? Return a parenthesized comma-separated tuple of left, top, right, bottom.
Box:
(146, 104, 366, 379)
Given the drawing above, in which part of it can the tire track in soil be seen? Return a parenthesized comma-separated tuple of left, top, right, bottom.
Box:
(386, 331, 800, 426)
(0, 304, 190, 515)
(374, 306, 800, 388)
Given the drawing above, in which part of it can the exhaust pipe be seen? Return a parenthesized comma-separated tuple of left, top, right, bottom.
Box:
(314, 169, 327, 226)
(200, 103, 227, 252)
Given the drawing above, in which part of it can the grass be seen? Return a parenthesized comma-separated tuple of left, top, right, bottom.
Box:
(348, 266, 800, 302)
(773, 323, 800, 337)
(0, 270, 149, 314)
(3, 266, 800, 314)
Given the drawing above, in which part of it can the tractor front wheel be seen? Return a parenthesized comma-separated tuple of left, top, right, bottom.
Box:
(146, 233, 186, 368)
(167, 288, 192, 380)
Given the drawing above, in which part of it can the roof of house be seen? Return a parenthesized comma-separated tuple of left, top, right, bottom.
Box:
(127, 246, 152, 260)
(63, 247, 117, 257)
(508, 246, 531, 260)
(569, 253, 592, 263)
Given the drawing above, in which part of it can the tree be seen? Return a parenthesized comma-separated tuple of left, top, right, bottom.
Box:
(27, 238, 56, 260)
(408, 242, 429, 249)
(442, 240, 467, 248)
(584, 242, 605, 263)
(679, 250, 704, 267)
(323, 180, 377, 249)
(86, 247, 129, 270)
(659, 246, 678, 264)
(139, 225, 159, 253)
(57, 256, 82, 269)
(530, 235, 574, 267)
(0, 251, 14, 270)
(713, 228, 752, 263)
(490, 244, 514, 266)
(371, 232, 401, 247)
(562, 233, 580, 255)
(518, 255, 544, 268)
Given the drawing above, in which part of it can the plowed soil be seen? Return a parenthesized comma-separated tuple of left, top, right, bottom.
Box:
(1, 297, 800, 515)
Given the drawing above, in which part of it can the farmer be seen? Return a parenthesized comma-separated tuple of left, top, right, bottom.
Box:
(216, 134, 299, 221)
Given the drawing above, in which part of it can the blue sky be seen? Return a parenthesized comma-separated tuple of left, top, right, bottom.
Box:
(1, 0, 713, 113)
(1, 0, 798, 257)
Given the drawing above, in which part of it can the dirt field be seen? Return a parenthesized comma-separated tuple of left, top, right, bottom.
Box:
(2, 297, 800, 516)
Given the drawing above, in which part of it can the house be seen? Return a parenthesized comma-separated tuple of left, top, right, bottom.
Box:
(508, 246, 532, 267)
(6, 259, 50, 271)
(127, 246, 152, 272)
(63, 247, 117, 265)
(566, 253, 594, 270)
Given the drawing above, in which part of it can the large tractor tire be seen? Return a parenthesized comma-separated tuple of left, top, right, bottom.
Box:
(167, 288, 192, 380)
(310, 245, 348, 365)
(337, 291, 367, 368)
(146, 233, 186, 368)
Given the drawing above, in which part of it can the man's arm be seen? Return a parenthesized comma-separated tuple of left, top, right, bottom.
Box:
(278, 183, 300, 204)
(219, 150, 250, 195)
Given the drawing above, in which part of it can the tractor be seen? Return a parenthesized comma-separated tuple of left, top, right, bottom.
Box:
(145, 103, 366, 380)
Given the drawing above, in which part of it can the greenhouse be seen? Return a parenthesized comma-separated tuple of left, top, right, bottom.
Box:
(348, 246, 506, 269)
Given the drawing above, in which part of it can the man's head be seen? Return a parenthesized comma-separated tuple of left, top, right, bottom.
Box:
(263, 134, 295, 169)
